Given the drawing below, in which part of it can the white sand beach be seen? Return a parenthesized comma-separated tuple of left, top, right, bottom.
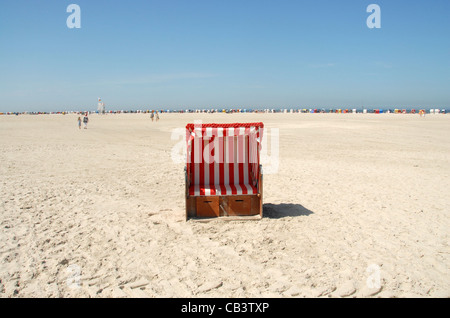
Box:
(0, 113, 449, 298)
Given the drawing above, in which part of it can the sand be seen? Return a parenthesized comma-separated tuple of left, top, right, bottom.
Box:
(0, 112, 449, 298)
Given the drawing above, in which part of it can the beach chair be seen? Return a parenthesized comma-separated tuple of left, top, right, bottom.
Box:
(185, 122, 264, 220)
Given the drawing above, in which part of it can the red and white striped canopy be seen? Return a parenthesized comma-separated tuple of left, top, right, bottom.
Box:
(186, 123, 263, 196)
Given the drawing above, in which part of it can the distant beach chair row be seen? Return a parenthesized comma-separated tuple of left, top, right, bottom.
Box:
(1, 108, 447, 115)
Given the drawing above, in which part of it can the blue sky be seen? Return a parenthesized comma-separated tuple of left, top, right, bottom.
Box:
(0, 0, 449, 112)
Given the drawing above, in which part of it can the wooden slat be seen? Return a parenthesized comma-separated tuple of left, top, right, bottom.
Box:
(189, 215, 262, 222)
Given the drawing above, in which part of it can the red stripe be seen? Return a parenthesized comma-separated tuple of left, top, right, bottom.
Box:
(190, 139, 195, 185)
(256, 129, 260, 182)
(227, 131, 237, 194)
(237, 133, 246, 193)
(239, 164, 247, 194)
(209, 138, 216, 195)
(238, 132, 245, 163)
(219, 130, 225, 194)
(219, 184, 227, 195)
(247, 134, 252, 186)
(199, 138, 205, 195)
(186, 130, 190, 185)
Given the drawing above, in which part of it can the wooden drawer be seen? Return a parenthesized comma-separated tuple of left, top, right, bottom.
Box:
(226, 195, 253, 216)
(196, 197, 220, 217)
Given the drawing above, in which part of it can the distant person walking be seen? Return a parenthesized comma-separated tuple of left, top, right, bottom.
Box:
(83, 114, 89, 129)
(150, 110, 154, 122)
(155, 111, 159, 121)
(77, 116, 82, 129)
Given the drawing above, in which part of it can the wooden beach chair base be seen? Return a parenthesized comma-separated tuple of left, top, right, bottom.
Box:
(186, 195, 262, 220)
(185, 169, 263, 220)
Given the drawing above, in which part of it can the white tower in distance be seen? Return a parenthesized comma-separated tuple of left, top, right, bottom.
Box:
(98, 98, 105, 114)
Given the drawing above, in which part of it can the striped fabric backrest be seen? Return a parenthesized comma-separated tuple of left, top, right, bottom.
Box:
(186, 123, 263, 189)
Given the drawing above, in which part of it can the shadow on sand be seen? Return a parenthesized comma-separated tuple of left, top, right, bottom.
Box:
(263, 203, 314, 219)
